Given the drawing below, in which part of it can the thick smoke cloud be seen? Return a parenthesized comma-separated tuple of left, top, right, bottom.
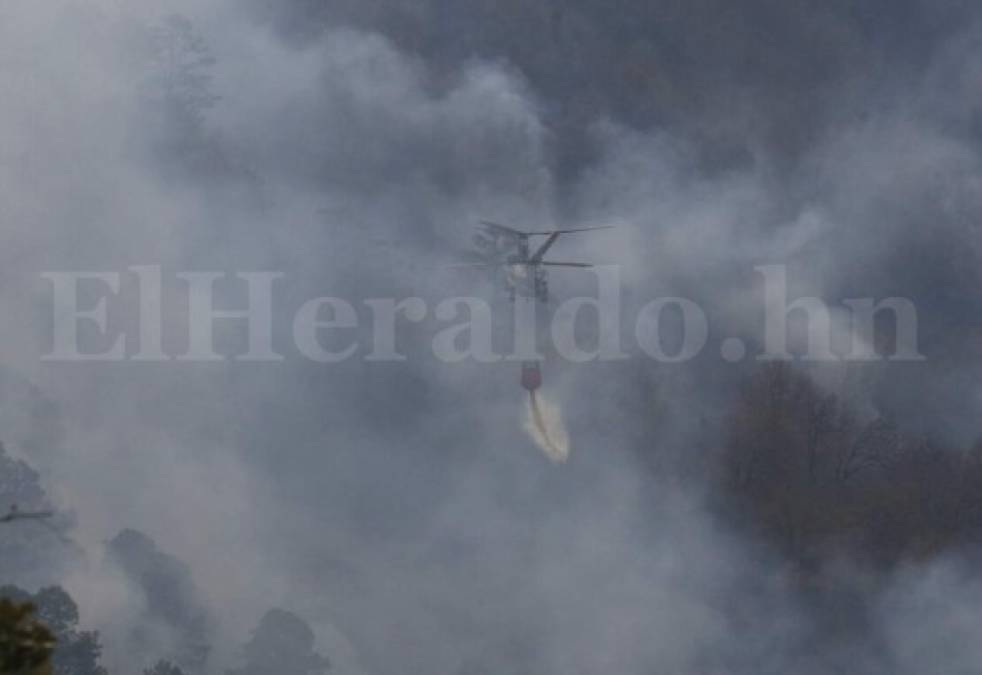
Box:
(3, 0, 982, 673)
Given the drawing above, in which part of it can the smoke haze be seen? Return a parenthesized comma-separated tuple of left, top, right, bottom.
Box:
(3, 0, 982, 673)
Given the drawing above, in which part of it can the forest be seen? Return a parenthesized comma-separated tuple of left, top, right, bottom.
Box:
(5, 0, 982, 673)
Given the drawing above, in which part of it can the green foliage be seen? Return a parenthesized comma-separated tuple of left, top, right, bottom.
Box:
(0, 586, 106, 675)
(0, 597, 55, 674)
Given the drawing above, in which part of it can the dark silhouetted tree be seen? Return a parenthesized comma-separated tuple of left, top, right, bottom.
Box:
(144, 659, 187, 675)
(138, 13, 238, 182)
(718, 363, 982, 570)
(227, 609, 329, 675)
(144, 14, 218, 132)
(0, 442, 75, 593)
(106, 529, 212, 671)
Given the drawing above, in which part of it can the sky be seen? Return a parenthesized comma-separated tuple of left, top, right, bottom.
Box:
(3, 1, 982, 673)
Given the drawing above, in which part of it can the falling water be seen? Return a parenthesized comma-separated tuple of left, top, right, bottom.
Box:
(524, 390, 570, 463)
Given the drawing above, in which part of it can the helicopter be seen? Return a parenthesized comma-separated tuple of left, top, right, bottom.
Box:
(457, 220, 614, 392)
(463, 220, 613, 303)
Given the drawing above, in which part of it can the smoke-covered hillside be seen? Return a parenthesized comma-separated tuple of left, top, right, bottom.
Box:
(3, 1, 982, 673)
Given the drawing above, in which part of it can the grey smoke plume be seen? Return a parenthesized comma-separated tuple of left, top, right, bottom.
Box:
(2, 0, 982, 673)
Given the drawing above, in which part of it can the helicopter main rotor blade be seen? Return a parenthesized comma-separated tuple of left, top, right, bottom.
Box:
(452, 261, 594, 268)
(446, 262, 506, 269)
(479, 221, 528, 237)
(480, 222, 616, 237)
(523, 226, 617, 236)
